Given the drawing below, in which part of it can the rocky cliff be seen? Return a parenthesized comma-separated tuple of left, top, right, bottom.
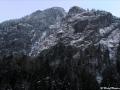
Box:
(0, 6, 120, 90)
(0, 7, 66, 56)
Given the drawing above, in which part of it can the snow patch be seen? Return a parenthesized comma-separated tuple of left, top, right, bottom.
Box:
(99, 23, 117, 36)
(70, 37, 84, 45)
(41, 31, 47, 39)
(29, 31, 47, 56)
(99, 28, 120, 62)
(96, 73, 103, 84)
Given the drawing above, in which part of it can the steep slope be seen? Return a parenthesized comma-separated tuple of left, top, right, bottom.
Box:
(0, 42, 120, 90)
(32, 6, 120, 62)
(28, 6, 120, 88)
(0, 7, 66, 56)
(0, 6, 120, 90)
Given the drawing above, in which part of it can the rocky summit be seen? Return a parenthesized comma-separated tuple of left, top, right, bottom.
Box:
(0, 6, 120, 90)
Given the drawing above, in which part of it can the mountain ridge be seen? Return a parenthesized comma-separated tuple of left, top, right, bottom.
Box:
(0, 6, 120, 90)
(0, 7, 66, 56)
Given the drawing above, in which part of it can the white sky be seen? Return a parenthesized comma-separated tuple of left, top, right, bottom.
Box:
(0, 0, 120, 22)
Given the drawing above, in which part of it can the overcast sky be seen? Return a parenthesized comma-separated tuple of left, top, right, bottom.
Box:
(0, 0, 120, 22)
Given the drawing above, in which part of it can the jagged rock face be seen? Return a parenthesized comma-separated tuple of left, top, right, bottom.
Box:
(72, 11, 112, 33)
(0, 6, 118, 58)
(0, 7, 66, 56)
(25, 6, 120, 89)
(36, 8, 120, 59)
(89, 12, 112, 28)
(73, 19, 89, 33)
